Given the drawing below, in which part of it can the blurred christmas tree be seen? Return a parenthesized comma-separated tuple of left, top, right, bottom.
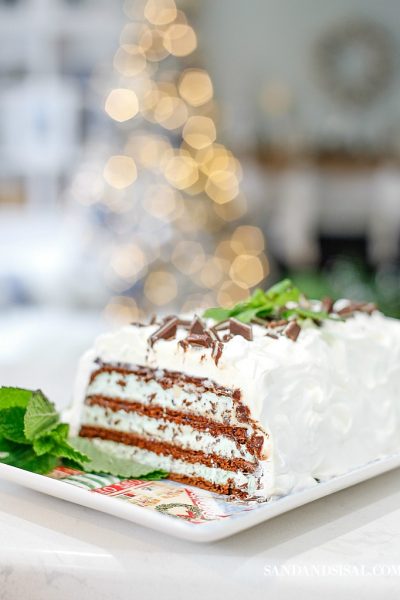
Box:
(68, 0, 269, 323)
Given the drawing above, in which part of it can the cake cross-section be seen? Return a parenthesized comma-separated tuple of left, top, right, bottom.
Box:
(70, 282, 400, 500)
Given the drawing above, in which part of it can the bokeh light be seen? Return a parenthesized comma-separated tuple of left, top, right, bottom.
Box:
(172, 241, 205, 275)
(113, 45, 147, 77)
(178, 69, 213, 107)
(144, 270, 178, 305)
(144, 0, 177, 26)
(164, 152, 199, 189)
(163, 24, 197, 57)
(142, 184, 184, 220)
(140, 28, 170, 62)
(154, 96, 188, 129)
(104, 296, 144, 325)
(103, 155, 137, 189)
(99, 1, 252, 315)
(217, 281, 250, 306)
(205, 170, 239, 204)
(229, 254, 265, 287)
(231, 225, 265, 255)
(199, 257, 225, 289)
(110, 243, 147, 281)
(105, 89, 139, 122)
(182, 116, 216, 150)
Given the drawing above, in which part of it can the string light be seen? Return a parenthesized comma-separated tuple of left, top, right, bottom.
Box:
(96, 0, 267, 314)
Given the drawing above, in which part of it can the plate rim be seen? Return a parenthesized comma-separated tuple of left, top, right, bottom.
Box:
(1, 453, 400, 543)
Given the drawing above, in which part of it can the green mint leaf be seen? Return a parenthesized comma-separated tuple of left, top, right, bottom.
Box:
(0, 389, 88, 476)
(0, 387, 32, 410)
(247, 288, 268, 307)
(282, 307, 330, 322)
(69, 437, 168, 480)
(0, 407, 29, 444)
(203, 279, 320, 326)
(0, 442, 58, 475)
(24, 390, 59, 441)
(33, 424, 88, 466)
(48, 422, 70, 442)
(203, 307, 232, 321)
(33, 435, 55, 456)
(234, 308, 261, 323)
(0, 436, 16, 456)
(256, 306, 274, 318)
(139, 470, 170, 481)
(264, 278, 293, 298)
(32, 423, 69, 455)
(53, 441, 89, 465)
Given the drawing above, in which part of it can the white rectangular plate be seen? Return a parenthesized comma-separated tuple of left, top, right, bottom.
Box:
(1, 455, 400, 543)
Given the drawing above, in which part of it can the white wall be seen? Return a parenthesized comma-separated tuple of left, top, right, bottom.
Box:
(199, 0, 400, 151)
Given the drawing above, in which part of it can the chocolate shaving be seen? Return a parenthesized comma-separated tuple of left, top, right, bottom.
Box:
(189, 316, 206, 335)
(211, 320, 231, 331)
(210, 320, 230, 342)
(321, 297, 334, 314)
(268, 319, 288, 329)
(358, 302, 377, 315)
(284, 321, 301, 341)
(229, 318, 253, 341)
(235, 404, 250, 422)
(149, 316, 179, 346)
(337, 301, 377, 317)
(179, 333, 214, 350)
(212, 341, 224, 366)
(177, 318, 192, 329)
(251, 317, 287, 329)
(251, 316, 269, 326)
(265, 332, 279, 340)
(222, 333, 234, 342)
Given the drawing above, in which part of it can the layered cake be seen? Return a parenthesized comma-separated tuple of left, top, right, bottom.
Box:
(70, 280, 400, 499)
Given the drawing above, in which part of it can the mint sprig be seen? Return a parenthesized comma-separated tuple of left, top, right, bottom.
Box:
(0, 388, 89, 474)
(204, 278, 337, 326)
(0, 387, 32, 410)
(0, 387, 168, 482)
(69, 437, 168, 480)
(24, 391, 59, 440)
(0, 407, 29, 444)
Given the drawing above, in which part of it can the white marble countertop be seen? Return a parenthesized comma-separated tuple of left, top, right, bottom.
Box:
(2, 469, 400, 600)
(1, 309, 400, 599)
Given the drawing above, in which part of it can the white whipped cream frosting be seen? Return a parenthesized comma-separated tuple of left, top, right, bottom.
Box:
(71, 311, 400, 499)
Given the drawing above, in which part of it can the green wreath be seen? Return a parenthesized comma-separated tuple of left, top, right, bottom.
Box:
(314, 19, 394, 107)
(155, 502, 203, 521)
